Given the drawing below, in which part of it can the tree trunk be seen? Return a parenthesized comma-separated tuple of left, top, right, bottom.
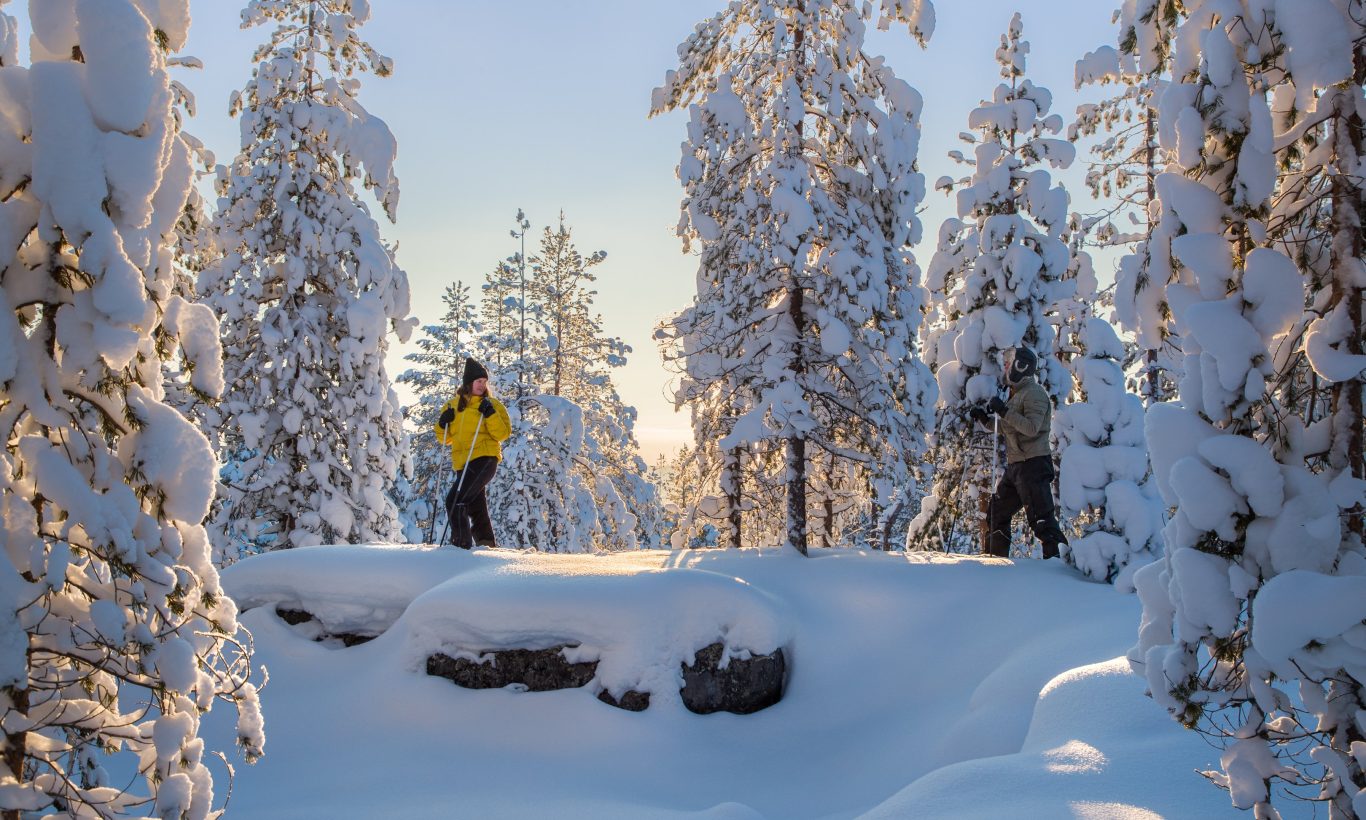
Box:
(786, 17, 809, 556)
(1144, 105, 1161, 402)
(3, 663, 28, 820)
(1330, 87, 1365, 542)
(722, 445, 743, 549)
(787, 435, 808, 555)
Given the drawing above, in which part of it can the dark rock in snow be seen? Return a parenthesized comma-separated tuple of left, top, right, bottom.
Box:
(426, 645, 597, 691)
(597, 689, 651, 712)
(274, 607, 377, 647)
(680, 642, 785, 715)
(427, 641, 786, 715)
(275, 607, 314, 625)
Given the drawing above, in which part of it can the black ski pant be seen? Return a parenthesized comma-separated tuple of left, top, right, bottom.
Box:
(444, 456, 498, 548)
(986, 455, 1067, 559)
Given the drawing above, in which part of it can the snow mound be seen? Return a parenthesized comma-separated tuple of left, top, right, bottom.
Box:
(206, 547, 1240, 819)
(222, 543, 474, 636)
(400, 552, 791, 709)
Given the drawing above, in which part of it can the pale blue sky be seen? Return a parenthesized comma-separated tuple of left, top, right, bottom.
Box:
(178, 0, 1118, 462)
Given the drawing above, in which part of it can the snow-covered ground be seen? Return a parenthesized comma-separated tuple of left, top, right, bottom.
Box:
(205, 546, 1243, 819)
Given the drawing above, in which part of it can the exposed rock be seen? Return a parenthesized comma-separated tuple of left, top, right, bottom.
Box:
(426, 641, 786, 715)
(597, 689, 650, 712)
(274, 607, 377, 647)
(680, 642, 785, 715)
(426, 645, 597, 691)
(275, 607, 314, 626)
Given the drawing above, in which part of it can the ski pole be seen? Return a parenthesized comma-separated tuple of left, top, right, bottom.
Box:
(445, 412, 485, 547)
(991, 411, 999, 491)
(434, 455, 452, 545)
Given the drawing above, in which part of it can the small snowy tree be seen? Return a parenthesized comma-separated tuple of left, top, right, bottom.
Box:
(913, 13, 1075, 553)
(653, 0, 938, 554)
(202, 0, 415, 551)
(0, 2, 263, 815)
(1129, 2, 1366, 815)
(1055, 318, 1162, 588)
(493, 393, 602, 553)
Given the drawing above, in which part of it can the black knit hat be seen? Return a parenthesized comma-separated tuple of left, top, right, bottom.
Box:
(1007, 347, 1037, 385)
(462, 357, 488, 388)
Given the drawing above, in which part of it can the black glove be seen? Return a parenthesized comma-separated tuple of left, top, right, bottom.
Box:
(478, 397, 495, 418)
(988, 396, 1008, 416)
(969, 406, 990, 426)
(438, 406, 455, 428)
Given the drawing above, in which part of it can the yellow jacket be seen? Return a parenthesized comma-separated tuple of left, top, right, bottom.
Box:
(435, 394, 512, 470)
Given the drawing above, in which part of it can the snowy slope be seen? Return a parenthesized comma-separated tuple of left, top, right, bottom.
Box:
(204, 547, 1242, 819)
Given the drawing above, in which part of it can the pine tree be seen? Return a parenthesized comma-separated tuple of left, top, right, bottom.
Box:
(1073, 9, 1181, 404)
(912, 13, 1075, 553)
(472, 215, 659, 552)
(0, 3, 263, 815)
(527, 214, 658, 549)
(1129, 2, 1366, 814)
(201, 0, 415, 551)
(653, 0, 937, 554)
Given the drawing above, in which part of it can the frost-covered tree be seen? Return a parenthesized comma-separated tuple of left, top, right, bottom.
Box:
(1072, 3, 1183, 404)
(1129, 3, 1366, 815)
(0, 2, 263, 815)
(1055, 318, 1162, 588)
(473, 216, 658, 552)
(202, 0, 415, 551)
(492, 392, 602, 552)
(526, 215, 658, 547)
(397, 281, 479, 543)
(912, 14, 1075, 553)
(653, 0, 938, 554)
(528, 214, 610, 402)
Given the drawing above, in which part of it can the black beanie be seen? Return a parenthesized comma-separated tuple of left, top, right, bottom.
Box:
(1007, 347, 1038, 385)
(462, 357, 488, 388)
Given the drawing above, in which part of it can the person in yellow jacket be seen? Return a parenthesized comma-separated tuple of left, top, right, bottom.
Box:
(435, 357, 512, 548)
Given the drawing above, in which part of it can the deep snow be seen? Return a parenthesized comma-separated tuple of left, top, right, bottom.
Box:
(205, 546, 1244, 819)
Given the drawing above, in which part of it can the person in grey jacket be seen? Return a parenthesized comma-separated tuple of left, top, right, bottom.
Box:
(970, 347, 1068, 559)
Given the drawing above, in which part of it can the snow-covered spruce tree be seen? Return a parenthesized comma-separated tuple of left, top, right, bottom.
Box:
(911, 14, 1074, 554)
(652, 0, 937, 554)
(1072, 1, 1185, 405)
(1054, 317, 1162, 588)
(656, 266, 766, 549)
(0, 2, 264, 815)
(202, 0, 415, 551)
(397, 281, 479, 543)
(526, 214, 659, 548)
(469, 215, 658, 552)
(1129, 3, 1366, 815)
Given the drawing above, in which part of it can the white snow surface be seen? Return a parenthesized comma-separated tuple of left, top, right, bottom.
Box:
(209, 546, 1242, 819)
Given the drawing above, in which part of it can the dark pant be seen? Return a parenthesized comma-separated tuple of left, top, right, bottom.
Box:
(987, 455, 1067, 558)
(444, 456, 498, 548)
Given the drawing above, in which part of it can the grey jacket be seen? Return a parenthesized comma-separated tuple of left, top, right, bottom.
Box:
(1000, 377, 1052, 464)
